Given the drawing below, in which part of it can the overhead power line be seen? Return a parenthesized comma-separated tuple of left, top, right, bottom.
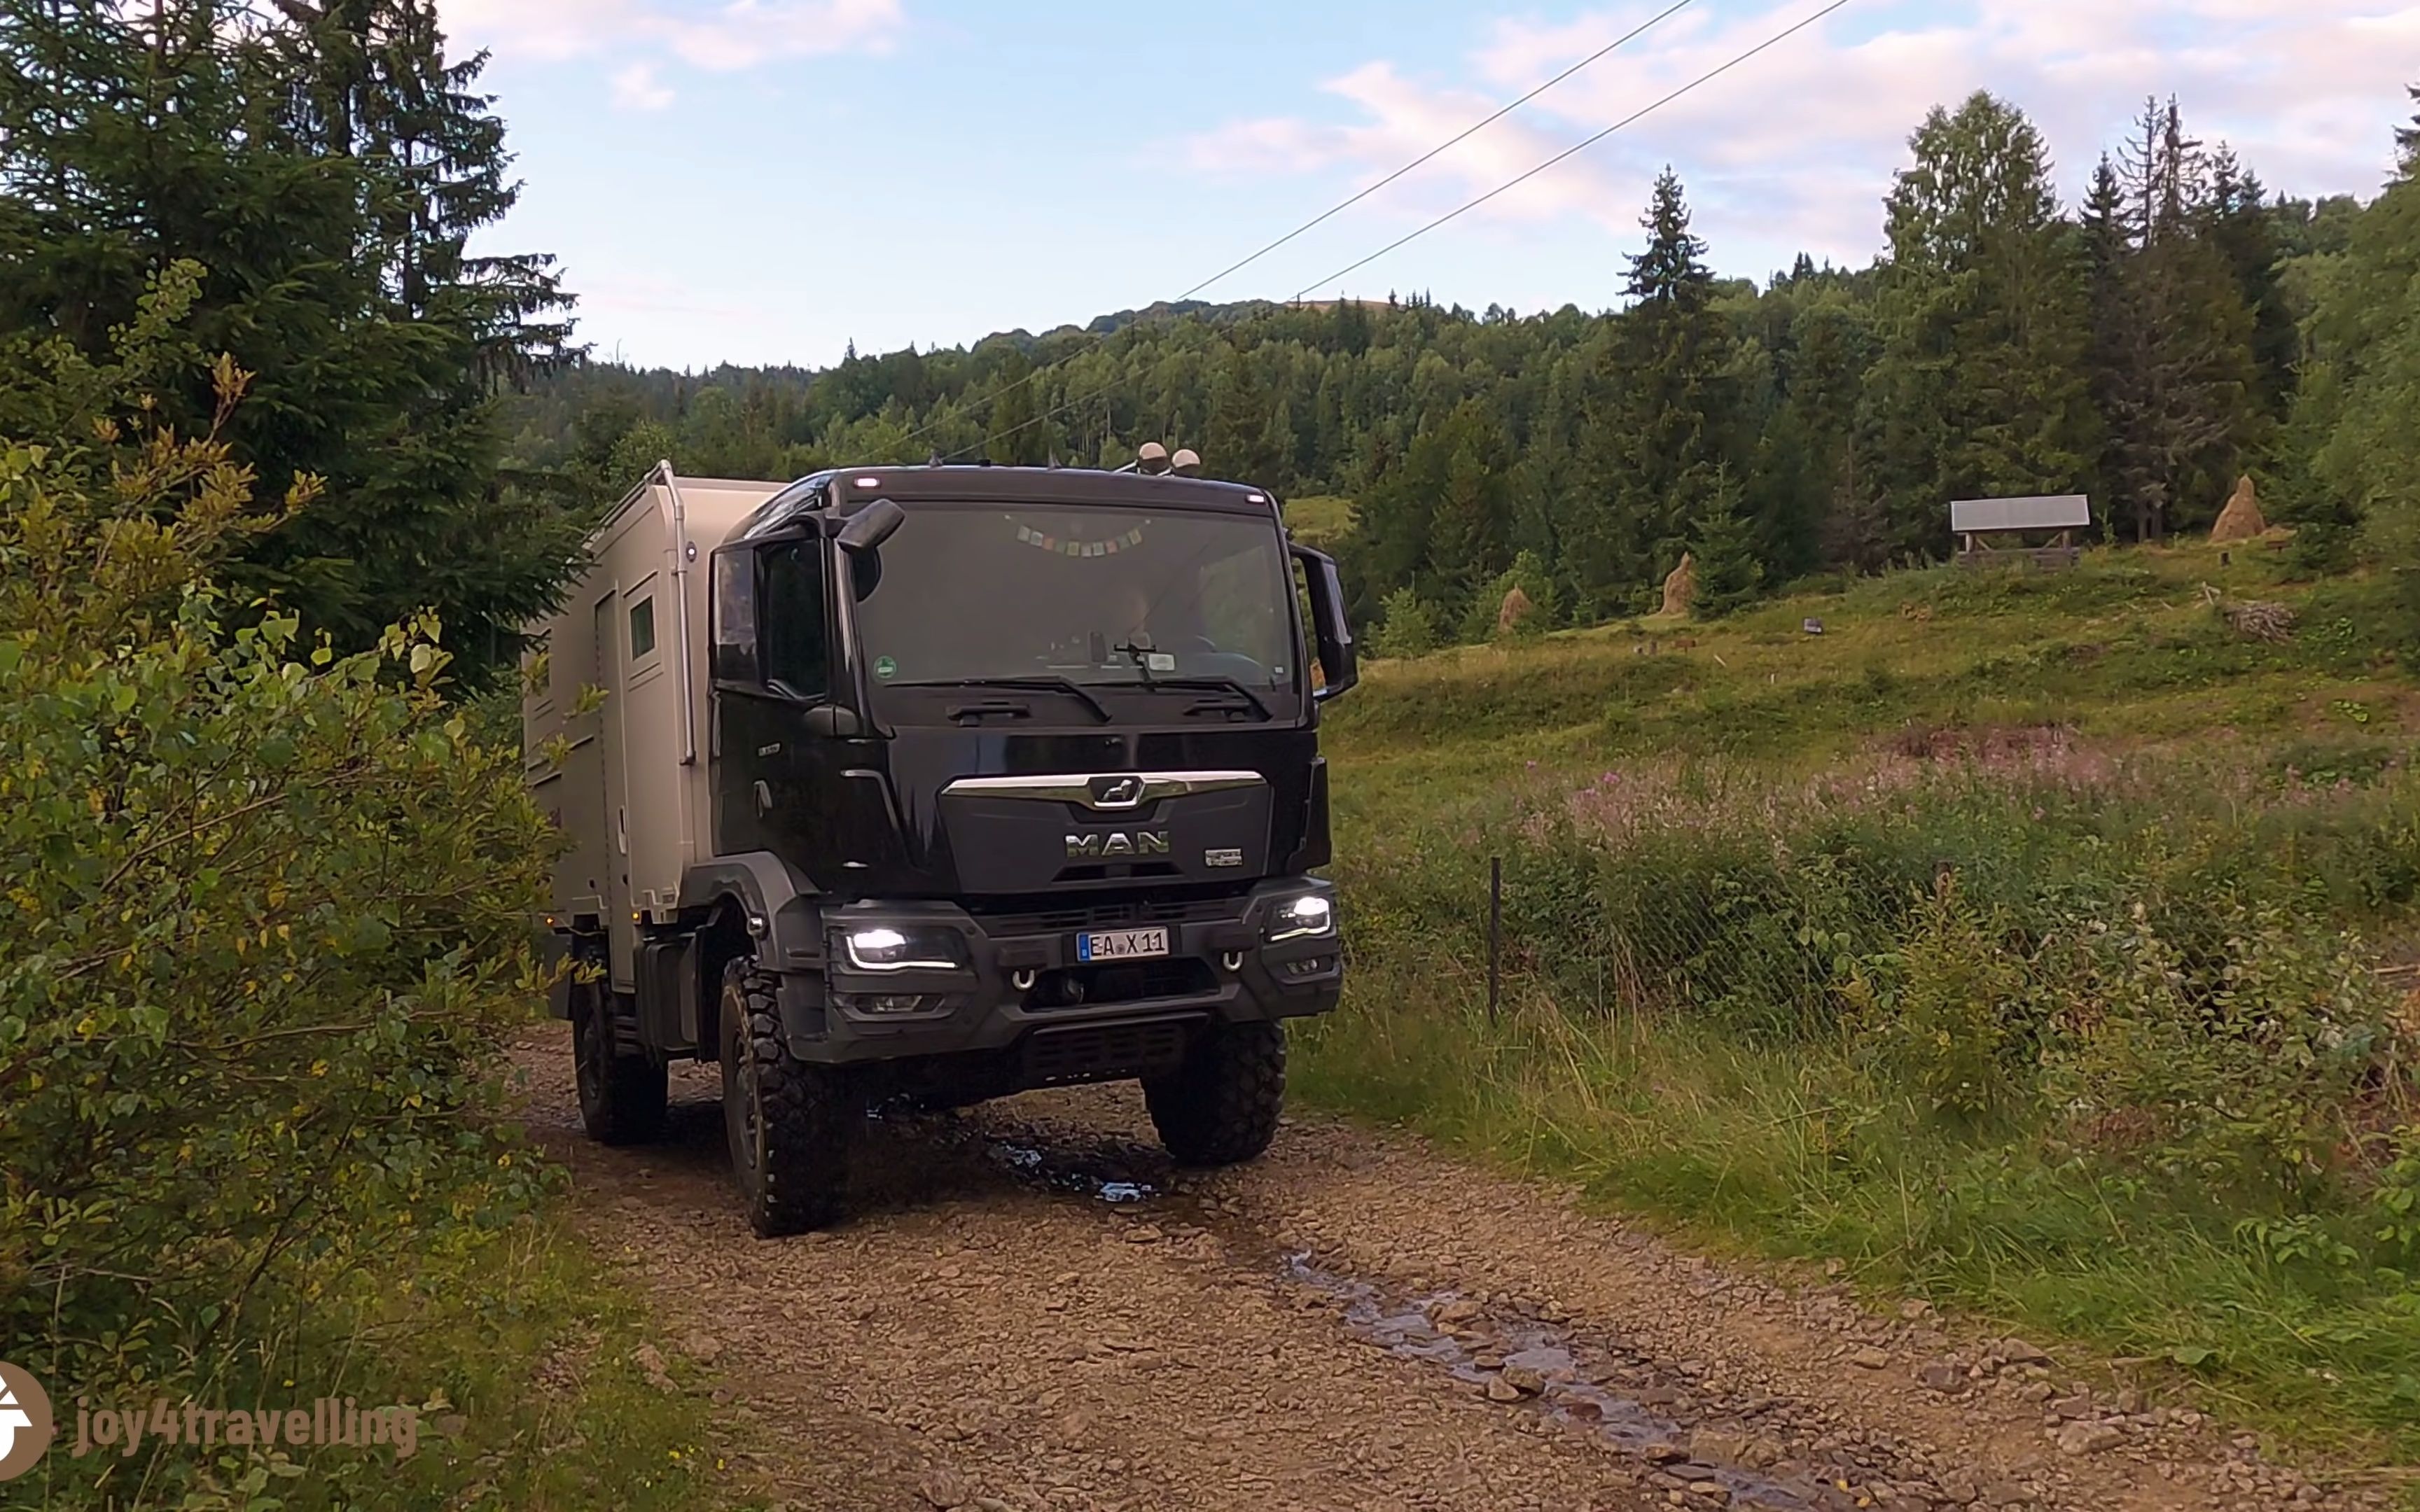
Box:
(1175, 0, 1699, 304)
(955, 0, 1854, 464)
(898, 0, 1697, 454)
(1290, 0, 1855, 300)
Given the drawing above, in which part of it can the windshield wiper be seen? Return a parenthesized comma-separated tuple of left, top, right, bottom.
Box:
(889, 677, 1113, 724)
(1111, 641, 1274, 720)
(1125, 676, 1273, 720)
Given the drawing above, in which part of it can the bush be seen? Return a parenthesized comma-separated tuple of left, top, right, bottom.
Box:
(1369, 584, 1444, 659)
(0, 268, 552, 1438)
(2037, 906, 2407, 1204)
(1842, 876, 2037, 1121)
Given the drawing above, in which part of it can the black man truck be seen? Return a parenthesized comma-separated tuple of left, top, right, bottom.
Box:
(521, 458, 1358, 1235)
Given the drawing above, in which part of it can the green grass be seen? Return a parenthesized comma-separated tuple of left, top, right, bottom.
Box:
(26, 1197, 765, 1511)
(1283, 494, 1357, 549)
(1295, 981, 2420, 1464)
(1304, 543, 2420, 1480)
(1333, 542, 2405, 771)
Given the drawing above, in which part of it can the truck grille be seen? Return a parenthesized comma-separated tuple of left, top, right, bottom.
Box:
(1024, 958, 1217, 1012)
(971, 892, 1242, 937)
(1020, 1017, 1198, 1086)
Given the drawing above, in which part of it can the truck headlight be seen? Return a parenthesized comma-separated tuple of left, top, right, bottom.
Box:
(840, 925, 962, 972)
(1265, 892, 1335, 944)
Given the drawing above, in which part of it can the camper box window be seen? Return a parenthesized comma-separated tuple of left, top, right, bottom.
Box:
(628, 595, 658, 659)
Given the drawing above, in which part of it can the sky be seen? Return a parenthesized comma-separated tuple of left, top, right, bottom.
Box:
(440, 0, 2420, 372)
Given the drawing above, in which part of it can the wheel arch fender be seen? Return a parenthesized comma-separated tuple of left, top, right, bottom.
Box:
(682, 853, 827, 1048)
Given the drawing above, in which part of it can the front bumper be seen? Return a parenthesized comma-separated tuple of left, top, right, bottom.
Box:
(786, 878, 1343, 1066)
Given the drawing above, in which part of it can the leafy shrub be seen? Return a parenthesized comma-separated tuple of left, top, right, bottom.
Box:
(0, 269, 552, 1434)
(1842, 876, 2037, 1120)
(2037, 906, 2408, 1203)
(1368, 584, 1444, 658)
(2375, 1127, 2420, 1266)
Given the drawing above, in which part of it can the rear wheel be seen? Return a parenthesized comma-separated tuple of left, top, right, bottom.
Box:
(1144, 1020, 1286, 1166)
(571, 969, 667, 1146)
(721, 959, 852, 1236)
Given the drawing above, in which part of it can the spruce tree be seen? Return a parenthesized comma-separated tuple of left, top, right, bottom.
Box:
(0, 0, 578, 682)
(1567, 168, 1739, 618)
(1865, 93, 2096, 554)
(2097, 99, 2262, 540)
(1690, 469, 1765, 617)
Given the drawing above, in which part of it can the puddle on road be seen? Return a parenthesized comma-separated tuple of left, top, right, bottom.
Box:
(1288, 1255, 1822, 1511)
(952, 1126, 1873, 1509)
(985, 1140, 1162, 1205)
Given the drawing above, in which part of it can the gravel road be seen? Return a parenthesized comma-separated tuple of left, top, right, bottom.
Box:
(513, 1031, 2385, 1512)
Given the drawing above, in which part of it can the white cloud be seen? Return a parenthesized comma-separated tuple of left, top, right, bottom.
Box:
(443, 0, 905, 103)
(1186, 0, 2420, 288)
(611, 62, 676, 111)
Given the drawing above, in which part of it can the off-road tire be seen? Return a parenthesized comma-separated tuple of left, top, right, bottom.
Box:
(1144, 1020, 1287, 1166)
(721, 959, 851, 1236)
(571, 973, 667, 1146)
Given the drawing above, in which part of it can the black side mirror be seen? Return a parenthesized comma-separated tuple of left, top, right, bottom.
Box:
(834, 497, 905, 554)
(1291, 544, 1358, 702)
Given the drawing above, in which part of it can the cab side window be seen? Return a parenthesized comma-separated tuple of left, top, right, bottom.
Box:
(759, 541, 830, 701)
(711, 549, 758, 682)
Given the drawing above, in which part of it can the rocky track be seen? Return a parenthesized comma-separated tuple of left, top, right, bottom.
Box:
(512, 1032, 2386, 1512)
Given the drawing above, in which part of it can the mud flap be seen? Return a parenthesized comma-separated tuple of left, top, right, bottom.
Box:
(775, 970, 830, 1056)
(638, 935, 702, 1054)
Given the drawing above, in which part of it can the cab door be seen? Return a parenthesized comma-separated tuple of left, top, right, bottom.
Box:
(711, 534, 845, 864)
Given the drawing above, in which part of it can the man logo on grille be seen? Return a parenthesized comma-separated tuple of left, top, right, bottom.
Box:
(0, 1359, 56, 1481)
(1087, 774, 1145, 809)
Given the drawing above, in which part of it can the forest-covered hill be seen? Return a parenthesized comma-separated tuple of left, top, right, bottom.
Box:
(501, 90, 2413, 646)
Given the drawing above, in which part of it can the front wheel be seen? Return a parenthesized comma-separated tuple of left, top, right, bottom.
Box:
(571, 972, 667, 1146)
(721, 960, 852, 1236)
(1144, 1020, 1287, 1166)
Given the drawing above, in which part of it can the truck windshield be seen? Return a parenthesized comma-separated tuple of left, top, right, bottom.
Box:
(850, 501, 1298, 709)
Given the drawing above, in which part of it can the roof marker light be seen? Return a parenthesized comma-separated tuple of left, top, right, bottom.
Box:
(854, 476, 883, 488)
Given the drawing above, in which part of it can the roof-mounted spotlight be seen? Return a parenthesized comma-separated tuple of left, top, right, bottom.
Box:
(1169, 448, 1203, 479)
(1135, 441, 1171, 477)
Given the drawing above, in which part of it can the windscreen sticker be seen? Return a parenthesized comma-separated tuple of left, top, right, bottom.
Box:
(873, 654, 898, 680)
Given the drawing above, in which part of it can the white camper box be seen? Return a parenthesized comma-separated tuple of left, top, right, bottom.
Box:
(522, 468, 786, 991)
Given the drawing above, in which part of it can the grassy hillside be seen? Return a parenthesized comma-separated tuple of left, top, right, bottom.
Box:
(1300, 540, 2420, 1475)
(1282, 494, 1358, 550)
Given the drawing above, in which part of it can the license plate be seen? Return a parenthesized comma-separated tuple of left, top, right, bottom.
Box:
(1077, 927, 1169, 962)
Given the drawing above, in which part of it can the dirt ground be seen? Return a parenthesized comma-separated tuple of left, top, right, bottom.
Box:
(512, 1030, 2389, 1512)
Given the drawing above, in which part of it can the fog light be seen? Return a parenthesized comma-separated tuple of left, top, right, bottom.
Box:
(840, 992, 942, 1016)
(1265, 892, 1335, 944)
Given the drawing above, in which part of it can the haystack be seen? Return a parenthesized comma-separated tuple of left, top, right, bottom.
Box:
(1660, 552, 1697, 618)
(1496, 583, 1536, 636)
(2211, 475, 2267, 545)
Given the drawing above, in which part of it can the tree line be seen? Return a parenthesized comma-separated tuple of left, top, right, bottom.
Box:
(508, 90, 2416, 647)
(6, 3, 2416, 664)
